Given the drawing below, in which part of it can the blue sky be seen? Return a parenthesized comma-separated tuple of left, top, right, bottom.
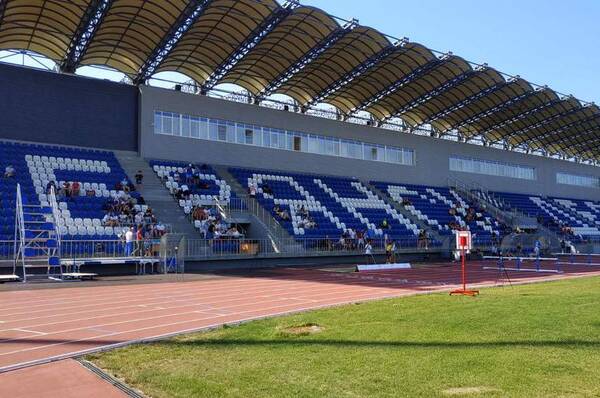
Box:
(1, 0, 597, 104)
(302, 0, 599, 104)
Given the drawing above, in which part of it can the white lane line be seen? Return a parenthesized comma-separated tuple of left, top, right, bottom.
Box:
(0, 290, 401, 358)
(11, 329, 47, 336)
(0, 283, 384, 337)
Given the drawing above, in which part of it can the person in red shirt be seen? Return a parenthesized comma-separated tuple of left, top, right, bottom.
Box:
(71, 181, 81, 197)
(136, 226, 143, 256)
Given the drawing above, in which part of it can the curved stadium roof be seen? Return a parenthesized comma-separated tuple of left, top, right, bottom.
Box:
(0, 0, 598, 162)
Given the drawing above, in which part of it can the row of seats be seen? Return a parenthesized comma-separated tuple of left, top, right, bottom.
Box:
(0, 140, 144, 242)
(373, 182, 503, 245)
(230, 168, 425, 244)
(490, 191, 600, 242)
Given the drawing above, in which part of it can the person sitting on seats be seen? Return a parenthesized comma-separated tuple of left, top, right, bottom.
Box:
(71, 181, 81, 197)
(261, 183, 273, 195)
(248, 183, 257, 197)
(46, 180, 57, 194)
(62, 182, 72, 199)
(135, 170, 144, 187)
(279, 209, 290, 221)
(379, 218, 390, 230)
(4, 165, 15, 178)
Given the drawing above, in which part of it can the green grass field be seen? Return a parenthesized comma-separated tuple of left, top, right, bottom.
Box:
(89, 277, 600, 397)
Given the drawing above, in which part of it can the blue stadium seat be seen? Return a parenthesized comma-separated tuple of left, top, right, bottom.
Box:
(230, 167, 422, 245)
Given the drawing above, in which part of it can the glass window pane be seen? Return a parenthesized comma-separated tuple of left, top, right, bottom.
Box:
(154, 112, 161, 134)
(199, 118, 208, 139)
(208, 121, 218, 140)
(172, 114, 181, 136)
(181, 116, 191, 137)
(191, 117, 199, 138)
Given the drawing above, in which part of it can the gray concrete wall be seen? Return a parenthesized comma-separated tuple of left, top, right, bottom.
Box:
(139, 85, 600, 201)
(0, 63, 138, 151)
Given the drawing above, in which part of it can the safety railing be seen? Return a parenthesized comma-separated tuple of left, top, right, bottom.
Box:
(225, 196, 288, 242)
(447, 175, 516, 227)
(0, 241, 16, 260)
(59, 239, 163, 260)
(183, 236, 441, 260)
(0, 237, 509, 263)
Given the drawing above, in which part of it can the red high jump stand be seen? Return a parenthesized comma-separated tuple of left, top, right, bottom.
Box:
(450, 230, 479, 296)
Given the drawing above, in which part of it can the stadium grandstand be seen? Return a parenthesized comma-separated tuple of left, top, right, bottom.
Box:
(0, 0, 599, 396)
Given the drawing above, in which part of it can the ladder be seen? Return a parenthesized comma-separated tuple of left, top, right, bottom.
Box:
(13, 184, 62, 282)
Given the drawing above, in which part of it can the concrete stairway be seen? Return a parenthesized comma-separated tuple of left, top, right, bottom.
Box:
(113, 151, 199, 238)
(213, 165, 297, 250)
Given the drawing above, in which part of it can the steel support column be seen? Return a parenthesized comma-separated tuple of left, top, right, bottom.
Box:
(202, 3, 297, 92)
(346, 57, 444, 118)
(134, 0, 215, 84)
(419, 80, 507, 126)
(299, 38, 403, 108)
(60, 0, 113, 73)
(257, 19, 358, 101)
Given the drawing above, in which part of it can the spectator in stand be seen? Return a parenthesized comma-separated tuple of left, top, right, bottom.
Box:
(262, 183, 273, 195)
(401, 198, 412, 207)
(248, 183, 257, 197)
(180, 184, 191, 199)
(46, 181, 57, 194)
(134, 211, 144, 225)
(226, 225, 242, 238)
(379, 218, 390, 230)
(185, 165, 194, 185)
(356, 230, 365, 250)
(86, 187, 96, 197)
(62, 181, 71, 200)
(71, 181, 81, 197)
(4, 165, 15, 178)
(298, 205, 308, 218)
(192, 206, 207, 221)
(135, 170, 144, 188)
(136, 226, 143, 255)
(348, 228, 356, 249)
(102, 212, 118, 227)
(338, 235, 346, 250)
(124, 227, 134, 256)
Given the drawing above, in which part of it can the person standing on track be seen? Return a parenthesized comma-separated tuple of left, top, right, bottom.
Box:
(385, 240, 394, 263)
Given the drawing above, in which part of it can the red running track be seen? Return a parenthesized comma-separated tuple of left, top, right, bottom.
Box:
(0, 261, 599, 373)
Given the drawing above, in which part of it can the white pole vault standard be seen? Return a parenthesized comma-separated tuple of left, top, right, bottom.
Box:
(482, 255, 563, 274)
